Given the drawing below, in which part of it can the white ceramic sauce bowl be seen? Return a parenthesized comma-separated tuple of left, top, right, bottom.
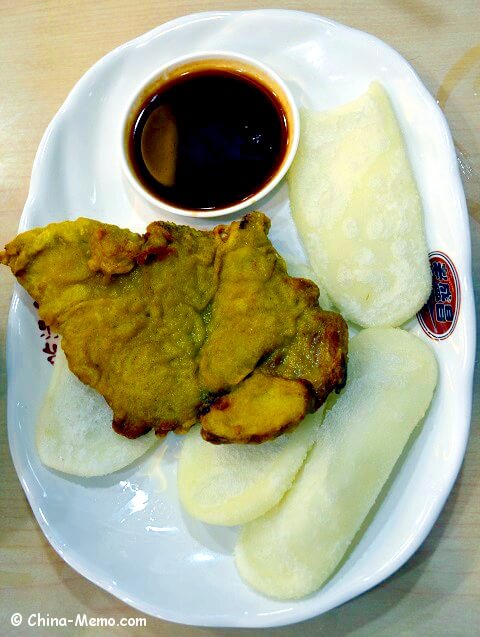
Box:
(119, 50, 300, 218)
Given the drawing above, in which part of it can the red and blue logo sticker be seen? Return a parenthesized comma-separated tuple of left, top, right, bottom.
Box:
(417, 251, 460, 340)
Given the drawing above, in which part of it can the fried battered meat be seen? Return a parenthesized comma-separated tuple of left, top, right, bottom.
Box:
(1, 212, 347, 443)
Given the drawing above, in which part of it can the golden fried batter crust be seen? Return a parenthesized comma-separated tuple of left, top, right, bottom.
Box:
(1, 212, 348, 443)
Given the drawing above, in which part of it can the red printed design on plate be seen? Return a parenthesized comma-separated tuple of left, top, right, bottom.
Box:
(417, 251, 460, 340)
(34, 301, 59, 364)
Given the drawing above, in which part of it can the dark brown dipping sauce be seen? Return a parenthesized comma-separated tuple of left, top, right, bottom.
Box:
(128, 68, 288, 210)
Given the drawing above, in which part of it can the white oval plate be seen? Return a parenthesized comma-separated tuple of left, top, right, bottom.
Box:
(6, 10, 475, 628)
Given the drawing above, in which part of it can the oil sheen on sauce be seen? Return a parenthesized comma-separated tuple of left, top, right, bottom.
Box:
(128, 67, 288, 211)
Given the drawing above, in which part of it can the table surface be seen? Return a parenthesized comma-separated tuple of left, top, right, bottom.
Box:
(0, 1, 478, 635)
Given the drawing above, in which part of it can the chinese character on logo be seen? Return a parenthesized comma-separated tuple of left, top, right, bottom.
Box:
(431, 260, 448, 281)
(435, 304, 454, 322)
(434, 282, 452, 303)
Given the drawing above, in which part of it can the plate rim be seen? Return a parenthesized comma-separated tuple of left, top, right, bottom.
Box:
(6, 8, 477, 628)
